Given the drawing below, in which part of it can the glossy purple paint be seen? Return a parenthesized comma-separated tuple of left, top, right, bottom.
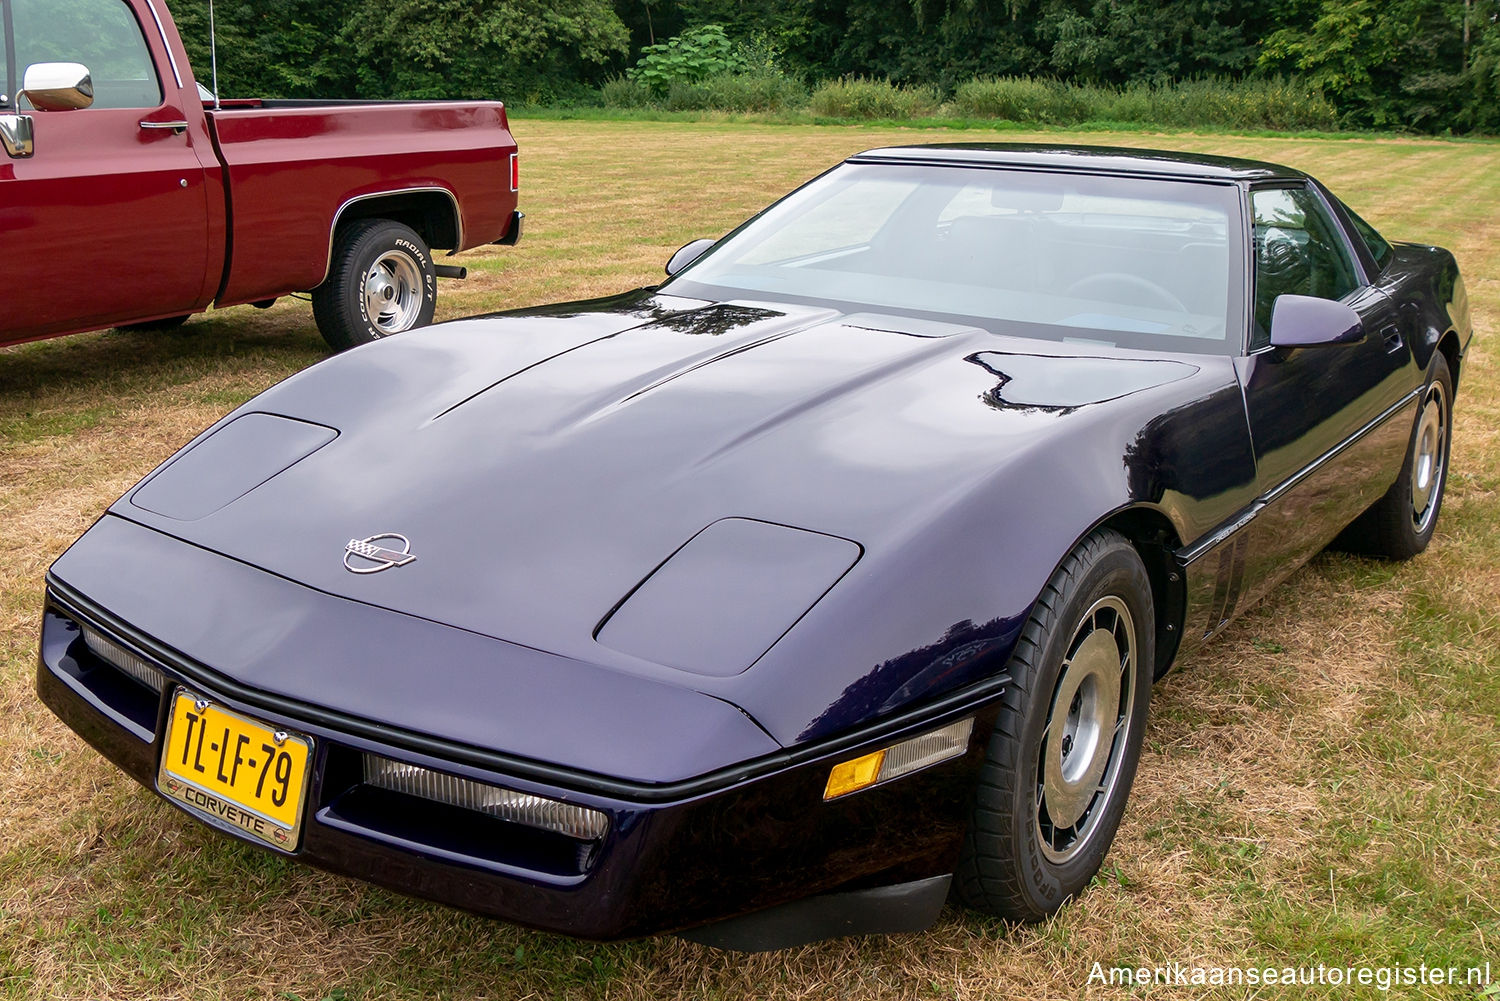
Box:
(37, 145, 1473, 944)
(1269, 293, 1366, 348)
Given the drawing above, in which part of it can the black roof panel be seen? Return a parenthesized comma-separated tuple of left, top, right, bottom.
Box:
(848, 142, 1304, 181)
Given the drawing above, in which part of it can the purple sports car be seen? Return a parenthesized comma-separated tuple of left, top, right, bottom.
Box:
(38, 144, 1470, 949)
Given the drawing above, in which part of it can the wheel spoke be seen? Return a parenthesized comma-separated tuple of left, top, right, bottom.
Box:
(1026, 588, 1143, 869)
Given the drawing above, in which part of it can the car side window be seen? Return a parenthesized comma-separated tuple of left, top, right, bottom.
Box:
(1341, 201, 1394, 272)
(1250, 186, 1360, 348)
(12, 0, 161, 110)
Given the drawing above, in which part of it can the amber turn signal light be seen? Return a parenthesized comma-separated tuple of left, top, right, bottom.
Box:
(822, 718, 974, 801)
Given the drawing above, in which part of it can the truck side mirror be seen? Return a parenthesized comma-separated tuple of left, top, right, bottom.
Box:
(21, 62, 95, 112)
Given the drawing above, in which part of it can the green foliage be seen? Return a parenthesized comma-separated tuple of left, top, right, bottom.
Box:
(166, 2, 360, 99)
(1136, 76, 1340, 130)
(665, 71, 808, 112)
(808, 77, 940, 119)
(1258, 0, 1500, 130)
(952, 76, 1097, 123)
(1260, 0, 1399, 111)
(952, 75, 1338, 130)
(626, 24, 746, 95)
(598, 75, 655, 109)
(601, 68, 807, 113)
(50, 0, 1496, 132)
(339, 0, 628, 102)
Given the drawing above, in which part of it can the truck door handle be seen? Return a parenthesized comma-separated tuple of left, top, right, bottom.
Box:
(140, 119, 189, 133)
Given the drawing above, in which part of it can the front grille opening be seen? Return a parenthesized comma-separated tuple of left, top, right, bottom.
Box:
(317, 752, 610, 879)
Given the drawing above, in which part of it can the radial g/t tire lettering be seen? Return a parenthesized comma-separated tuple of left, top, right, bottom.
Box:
(313, 219, 437, 352)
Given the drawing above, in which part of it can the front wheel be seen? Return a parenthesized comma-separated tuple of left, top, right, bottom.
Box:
(313, 219, 436, 351)
(954, 528, 1154, 922)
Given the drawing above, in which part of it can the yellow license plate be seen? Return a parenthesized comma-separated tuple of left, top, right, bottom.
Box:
(157, 689, 312, 851)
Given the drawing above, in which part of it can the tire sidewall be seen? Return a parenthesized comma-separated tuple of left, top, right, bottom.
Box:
(1009, 543, 1155, 912)
(1402, 355, 1454, 552)
(348, 224, 437, 347)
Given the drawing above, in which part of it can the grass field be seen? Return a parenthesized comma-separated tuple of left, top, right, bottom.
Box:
(2, 120, 1497, 1000)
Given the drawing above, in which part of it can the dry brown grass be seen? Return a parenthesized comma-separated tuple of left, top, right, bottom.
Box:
(2, 120, 1497, 1000)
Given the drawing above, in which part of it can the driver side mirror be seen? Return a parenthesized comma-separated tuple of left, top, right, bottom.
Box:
(1269, 294, 1364, 349)
(20, 62, 95, 112)
(666, 238, 715, 277)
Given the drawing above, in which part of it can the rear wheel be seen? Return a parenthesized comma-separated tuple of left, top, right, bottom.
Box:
(1335, 353, 1452, 560)
(954, 528, 1154, 922)
(313, 219, 436, 351)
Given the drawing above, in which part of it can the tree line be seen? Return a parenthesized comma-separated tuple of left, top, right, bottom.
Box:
(166, 0, 1500, 133)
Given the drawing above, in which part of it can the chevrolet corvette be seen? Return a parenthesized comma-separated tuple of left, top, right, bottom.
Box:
(37, 144, 1471, 949)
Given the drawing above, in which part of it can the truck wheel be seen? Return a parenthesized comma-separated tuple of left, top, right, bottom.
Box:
(953, 528, 1154, 922)
(115, 314, 190, 332)
(313, 219, 436, 351)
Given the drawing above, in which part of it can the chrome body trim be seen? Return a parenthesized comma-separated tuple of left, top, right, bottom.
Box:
(0, 113, 33, 158)
(319, 186, 462, 288)
(141, 0, 184, 89)
(1179, 386, 1422, 565)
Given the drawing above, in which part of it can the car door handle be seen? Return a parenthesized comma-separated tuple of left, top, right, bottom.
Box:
(140, 119, 189, 133)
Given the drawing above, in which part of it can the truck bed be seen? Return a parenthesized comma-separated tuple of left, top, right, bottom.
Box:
(207, 100, 517, 308)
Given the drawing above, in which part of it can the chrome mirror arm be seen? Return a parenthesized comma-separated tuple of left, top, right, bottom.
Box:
(1, 113, 33, 158)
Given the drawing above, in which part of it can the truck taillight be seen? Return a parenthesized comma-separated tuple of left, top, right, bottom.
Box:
(509, 152, 519, 193)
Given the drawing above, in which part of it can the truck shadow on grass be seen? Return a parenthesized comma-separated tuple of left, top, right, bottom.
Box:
(0, 308, 329, 405)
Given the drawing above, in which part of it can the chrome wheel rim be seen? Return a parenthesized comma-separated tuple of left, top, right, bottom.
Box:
(1410, 382, 1447, 534)
(1036, 595, 1137, 864)
(363, 251, 424, 335)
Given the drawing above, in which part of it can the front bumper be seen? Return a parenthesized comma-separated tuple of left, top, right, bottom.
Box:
(37, 588, 997, 944)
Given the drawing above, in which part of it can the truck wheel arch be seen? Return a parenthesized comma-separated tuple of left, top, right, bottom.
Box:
(320, 187, 462, 287)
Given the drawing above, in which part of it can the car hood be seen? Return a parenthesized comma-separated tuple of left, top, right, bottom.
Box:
(100, 291, 1203, 745)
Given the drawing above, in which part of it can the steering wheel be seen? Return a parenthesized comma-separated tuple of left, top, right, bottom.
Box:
(1064, 273, 1190, 314)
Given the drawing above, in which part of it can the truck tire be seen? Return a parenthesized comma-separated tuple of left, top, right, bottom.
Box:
(313, 219, 437, 351)
(115, 314, 190, 332)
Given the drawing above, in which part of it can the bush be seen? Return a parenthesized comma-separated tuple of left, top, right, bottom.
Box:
(627, 24, 746, 96)
(1144, 77, 1338, 131)
(809, 77, 940, 119)
(599, 75, 655, 109)
(953, 77, 1098, 123)
(951, 75, 1337, 131)
(665, 70, 808, 112)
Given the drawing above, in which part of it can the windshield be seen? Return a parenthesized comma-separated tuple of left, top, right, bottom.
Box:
(666, 162, 1244, 354)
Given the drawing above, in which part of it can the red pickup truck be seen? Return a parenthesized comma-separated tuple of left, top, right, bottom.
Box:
(0, 0, 521, 351)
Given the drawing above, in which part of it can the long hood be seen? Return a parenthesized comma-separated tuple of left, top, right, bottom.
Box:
(101, 291, 1210, 745)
